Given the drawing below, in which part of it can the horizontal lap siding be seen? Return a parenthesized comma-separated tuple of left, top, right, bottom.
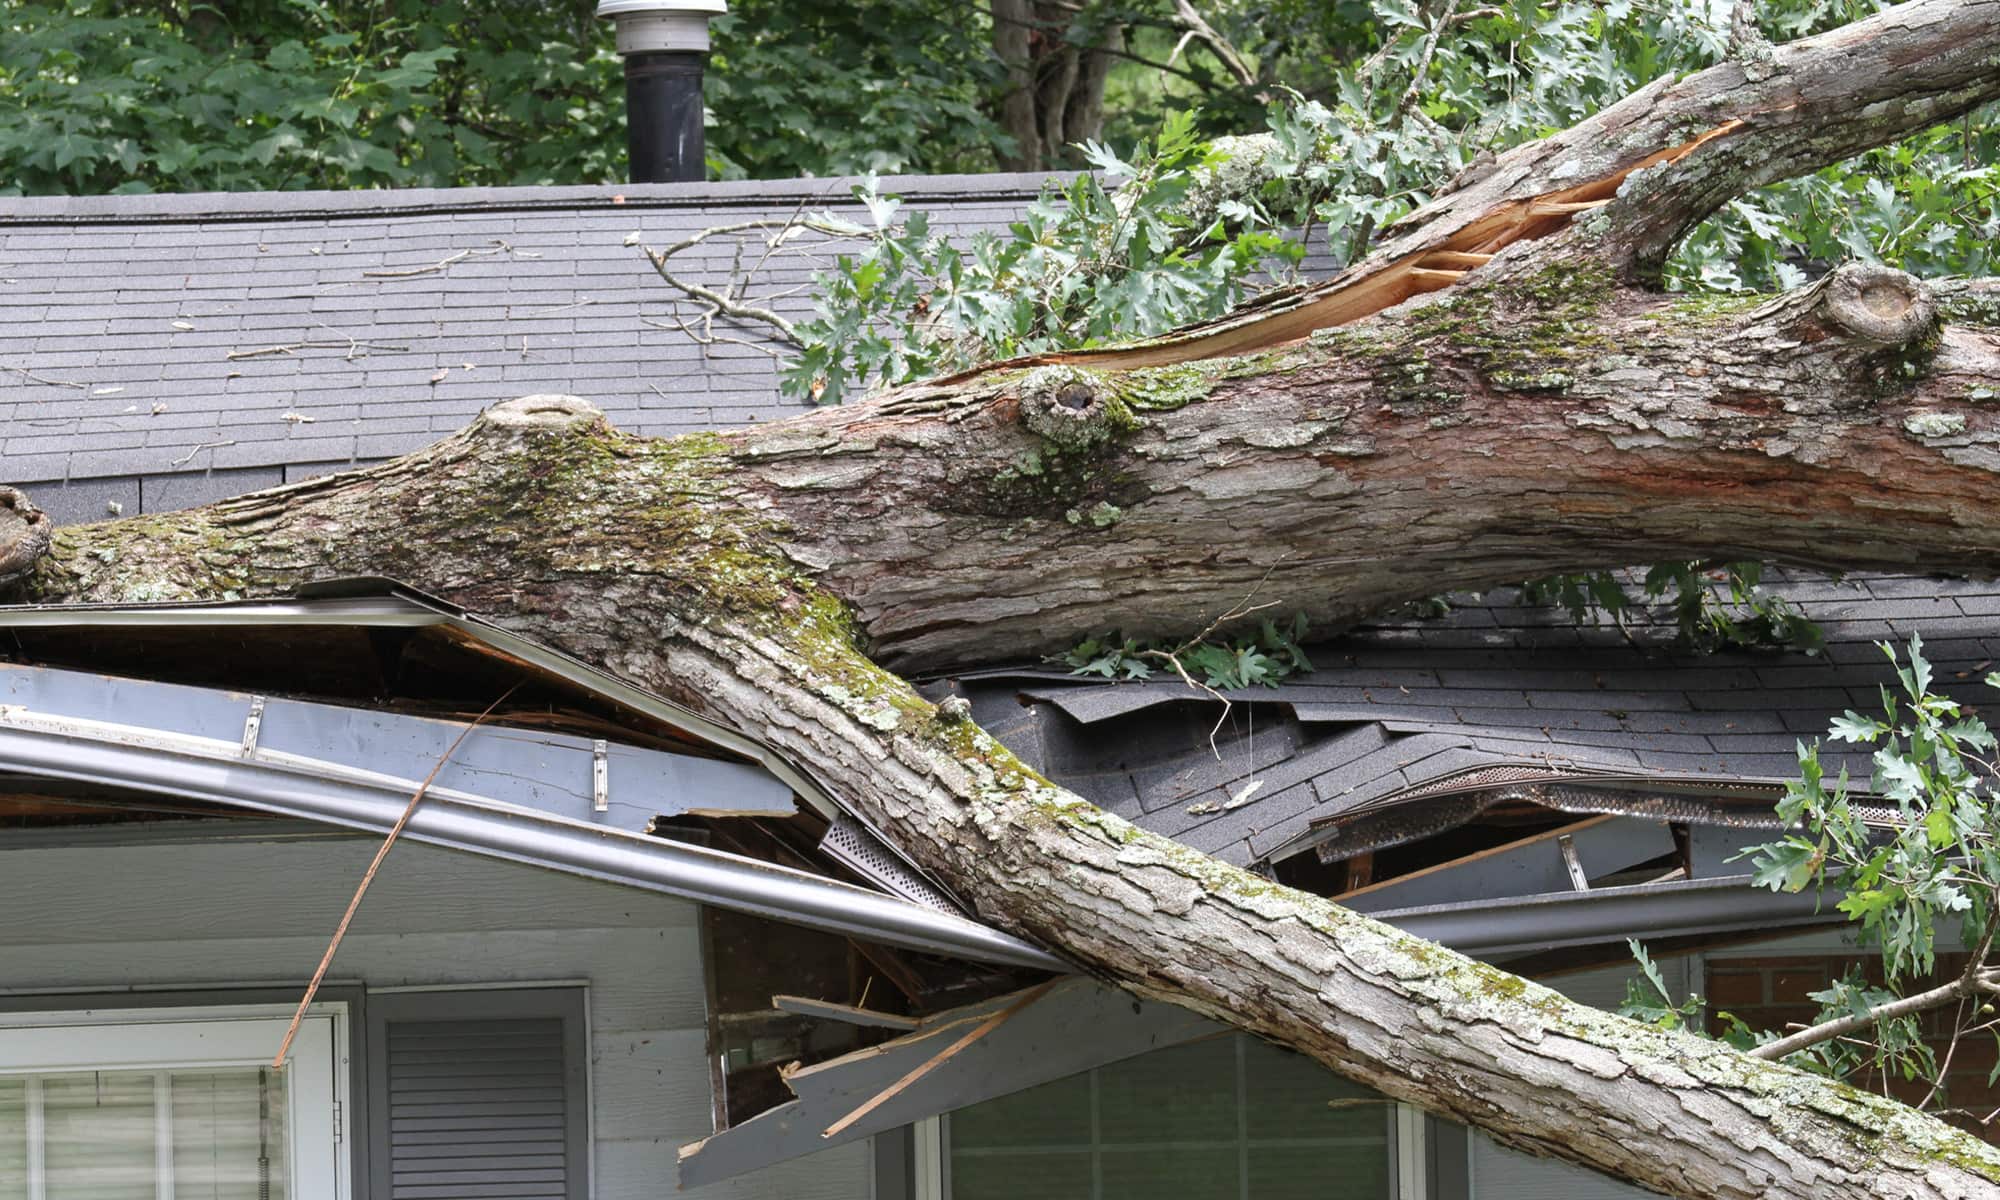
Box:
(0, 836, 871, 1199)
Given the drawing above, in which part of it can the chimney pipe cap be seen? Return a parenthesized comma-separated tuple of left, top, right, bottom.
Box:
(596, 0, 727, 54)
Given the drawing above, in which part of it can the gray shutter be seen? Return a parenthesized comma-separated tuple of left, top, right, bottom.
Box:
(367, 989, 589, 1200)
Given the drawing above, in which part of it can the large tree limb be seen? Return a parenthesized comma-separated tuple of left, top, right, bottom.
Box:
(9, 4, 2000, 1197)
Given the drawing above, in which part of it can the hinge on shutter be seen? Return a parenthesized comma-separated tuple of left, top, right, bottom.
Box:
(333, 1099, 343, 1144)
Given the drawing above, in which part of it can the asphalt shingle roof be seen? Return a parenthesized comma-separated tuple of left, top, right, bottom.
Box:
(0, 174, 1060, 524)
(935, 572, 2000, 867)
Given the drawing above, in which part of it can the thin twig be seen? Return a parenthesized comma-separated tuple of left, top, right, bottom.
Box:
(272, 685, 520, 1067)
(226, 339, 410, 361)
(643, 312, 789, 361)
(643, 246, 805, 346)
(1752, 966, 2000, 1062)
(360, 239, 537, 280)
(1399, 0, 1461, 112)
(169, 440, 236, 468)
(512, 298, 599, 318)
(2, 364, 89, 390)
(1139, 562, 1288, 759)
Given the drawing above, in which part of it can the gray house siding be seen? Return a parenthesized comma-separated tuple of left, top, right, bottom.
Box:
(0, 832, 871, 1200)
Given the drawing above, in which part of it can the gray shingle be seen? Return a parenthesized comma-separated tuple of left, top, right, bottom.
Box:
(1, 174, 1055, 482)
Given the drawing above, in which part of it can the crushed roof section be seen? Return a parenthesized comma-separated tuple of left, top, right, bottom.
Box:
(0, 174, 1061, 524)
(937, 572, 2000, 867)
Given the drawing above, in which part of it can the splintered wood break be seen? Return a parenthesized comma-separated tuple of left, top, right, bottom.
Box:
(1017, 119, 1746, 372)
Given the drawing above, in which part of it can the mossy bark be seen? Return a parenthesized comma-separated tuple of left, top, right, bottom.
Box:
(11, 4, 2000, 1196)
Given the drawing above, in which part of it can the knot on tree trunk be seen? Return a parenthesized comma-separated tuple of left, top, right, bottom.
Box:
(477, 394, 610, 436)
(1018, 365, 1130, 453)
(1819, 263, 1938, 348)
(0, 487, 51, 589)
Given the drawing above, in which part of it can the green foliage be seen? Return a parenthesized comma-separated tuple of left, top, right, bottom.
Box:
(705, 0, 1007, 179)
(0, 1, 625, 193)
(1620, 637, 2000, 1093)
(781, 113, 1300, 403)
(1794, 971, 1939, 1084)
(1102, 0, 1993, 284)
(1522, 562, 1822, 655)
(1058, 613, 1313, 691)
(1618, 940, 1711, 1032)
(0, 0, 1013, 194)
(1747, 635, 2000, 981)
(1674, 112, 2000, 292)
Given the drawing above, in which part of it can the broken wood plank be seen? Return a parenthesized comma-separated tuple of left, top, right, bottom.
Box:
(819, 979, 1057, 1139)
(773, 994, 920, 1031)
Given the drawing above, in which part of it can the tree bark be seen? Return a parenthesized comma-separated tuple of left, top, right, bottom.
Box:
(990, 0, 1120, 171)
(10, 3, 2000, 1197)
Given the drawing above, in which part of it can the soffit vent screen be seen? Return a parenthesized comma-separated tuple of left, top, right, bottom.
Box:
(819, 814, 959, 914)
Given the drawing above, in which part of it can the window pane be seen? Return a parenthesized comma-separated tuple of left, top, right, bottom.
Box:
(946, 1074, 1093, 1200)
(1242, 1037, 1389, 1138)
(950, 1149, 1093, 1200)
(1101, 1146, 1237, 1200)
(6, 1067, 291, 1200)
(1249, 1144, 1390, 1200)
(171, 1068, 290, 1200)
(944, 1034, 1395, 1200)
(1096, 1038, 1237, 1145)
(0, 1079, 27, 1200)
(948, 1075, 1092, 1150)
(43, 1071, 157, 1200)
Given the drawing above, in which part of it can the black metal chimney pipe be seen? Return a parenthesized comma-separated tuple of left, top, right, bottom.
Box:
(596, 1, 725, 184)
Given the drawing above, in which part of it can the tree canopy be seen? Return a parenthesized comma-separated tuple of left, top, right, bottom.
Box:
(6, 0, 1993, 298)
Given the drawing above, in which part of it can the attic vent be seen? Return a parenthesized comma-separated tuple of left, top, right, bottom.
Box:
(819, 814, 959, 913)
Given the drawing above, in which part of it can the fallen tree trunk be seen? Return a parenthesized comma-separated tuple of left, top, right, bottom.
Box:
(8, 2, 2000, 1196)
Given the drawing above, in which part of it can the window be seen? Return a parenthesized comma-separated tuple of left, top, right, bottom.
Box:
(0, 1005, 348, 1200)
(932, 1034, 1406, 1200)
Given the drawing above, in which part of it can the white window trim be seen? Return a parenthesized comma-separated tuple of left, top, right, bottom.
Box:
(1395, 1103, 1427, 1200)
(0, 1001, 351, 1200)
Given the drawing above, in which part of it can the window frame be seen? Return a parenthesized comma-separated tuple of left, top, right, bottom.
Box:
(0, 999, 353, 1200)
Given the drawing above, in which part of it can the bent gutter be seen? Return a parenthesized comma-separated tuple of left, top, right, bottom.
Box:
(0, 711, 1065, 973)
(0, 582, 968, 917)
(0, 588, 849, 824)
(1373, 874, 1834, 957)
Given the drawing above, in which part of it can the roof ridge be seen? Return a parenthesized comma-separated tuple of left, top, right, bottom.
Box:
(0, 171, 1075, 229)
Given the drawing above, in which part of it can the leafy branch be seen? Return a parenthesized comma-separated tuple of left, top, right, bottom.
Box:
(1057, 611, 1313, 691)
(1626, 636, 2000, 1115)
(1523, 561, 1823, 654)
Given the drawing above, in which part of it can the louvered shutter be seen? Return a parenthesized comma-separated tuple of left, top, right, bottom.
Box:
(367, 989, 589, 1200)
